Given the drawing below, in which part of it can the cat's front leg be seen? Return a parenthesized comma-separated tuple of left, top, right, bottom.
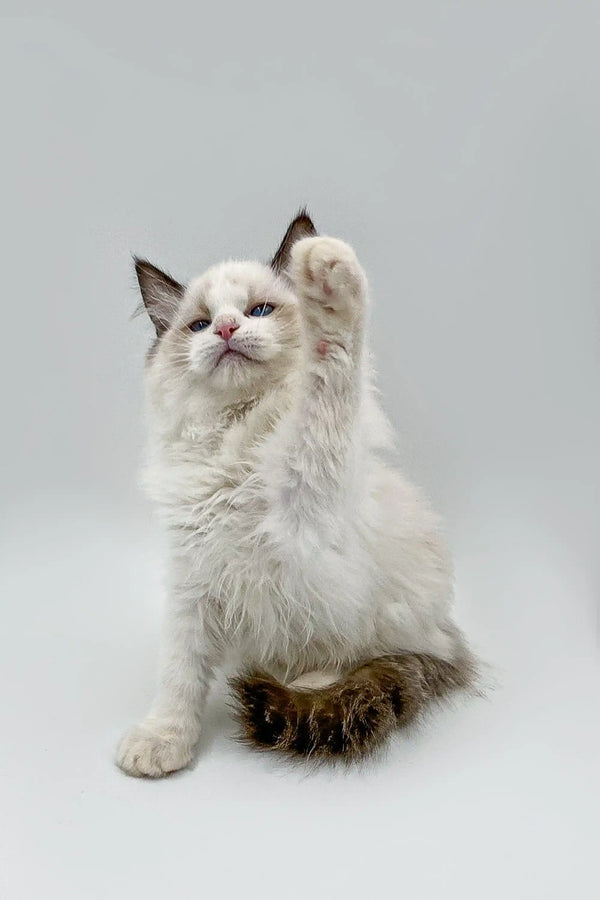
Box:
(289, 235, 368, 362)
(262, 237, 368, 547)
(116, 588, 218, 778)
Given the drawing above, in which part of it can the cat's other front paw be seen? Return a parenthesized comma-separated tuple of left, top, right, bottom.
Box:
(289, 236, 368, 330)
(116, 722, 195, 778)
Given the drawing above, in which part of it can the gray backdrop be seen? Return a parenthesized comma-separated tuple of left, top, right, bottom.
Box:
(1, 3, 598, 899)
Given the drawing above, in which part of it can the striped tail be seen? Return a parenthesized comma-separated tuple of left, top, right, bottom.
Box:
(230, 652, 477, 760)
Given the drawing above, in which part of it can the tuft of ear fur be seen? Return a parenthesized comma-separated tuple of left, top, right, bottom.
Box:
(230, 652, 477, 761)
(270, 208, 317, 275)
(134, 257, 185, 336)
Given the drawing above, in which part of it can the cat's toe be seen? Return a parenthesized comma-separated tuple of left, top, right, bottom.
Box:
(116, 724, 194, 778)
(290, 236, 367, 314)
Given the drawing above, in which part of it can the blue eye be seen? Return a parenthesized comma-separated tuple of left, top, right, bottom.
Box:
(189, 319, 210, 332)
(249, 303, 274, 317)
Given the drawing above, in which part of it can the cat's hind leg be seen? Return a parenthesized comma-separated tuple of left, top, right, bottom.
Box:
(288, 670, 340, 690)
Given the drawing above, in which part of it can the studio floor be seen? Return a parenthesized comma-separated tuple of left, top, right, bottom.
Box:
(1, 495, 597, 900)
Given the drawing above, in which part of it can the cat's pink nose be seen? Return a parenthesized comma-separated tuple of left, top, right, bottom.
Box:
(215, 321, 239, 342)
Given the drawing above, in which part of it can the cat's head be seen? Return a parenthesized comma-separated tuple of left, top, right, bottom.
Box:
(135, 210, 316, 405)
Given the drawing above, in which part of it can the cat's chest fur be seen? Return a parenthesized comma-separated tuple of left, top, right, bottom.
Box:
(147, 391, 290, 588)
(144, 388, 373, 665)
(152, 397, 274, 534)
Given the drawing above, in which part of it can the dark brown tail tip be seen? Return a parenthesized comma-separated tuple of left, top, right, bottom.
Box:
(229, 670, 396, 760)
(230, 672, 295, 750)
(230, 653, 478, 762)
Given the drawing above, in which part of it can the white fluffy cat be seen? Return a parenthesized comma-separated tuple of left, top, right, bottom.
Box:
(116, 211, 475, 777)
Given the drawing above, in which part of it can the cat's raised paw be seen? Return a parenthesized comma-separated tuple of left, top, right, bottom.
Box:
(289, 236, 367, 320)
(116, 722, 195, 778)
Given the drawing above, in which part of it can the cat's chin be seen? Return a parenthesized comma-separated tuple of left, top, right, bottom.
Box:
(204, 355, 267, 396)
(211, 350, 259, 387)
(215, 348, 254, 365)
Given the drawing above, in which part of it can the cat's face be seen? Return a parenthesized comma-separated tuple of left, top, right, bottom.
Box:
(153, 261, 301, 396)
(135, 211, 316, 405)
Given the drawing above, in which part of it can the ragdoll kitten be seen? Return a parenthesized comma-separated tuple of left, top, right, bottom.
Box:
(116, 211, 476, 777)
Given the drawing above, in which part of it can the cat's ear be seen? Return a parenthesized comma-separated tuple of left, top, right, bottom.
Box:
(270, 208, 317, 274)
(134, 257, 185, 336)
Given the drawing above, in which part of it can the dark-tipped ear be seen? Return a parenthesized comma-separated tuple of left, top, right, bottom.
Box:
(270, 208, 317, 274)
(134, 257, 185, 336)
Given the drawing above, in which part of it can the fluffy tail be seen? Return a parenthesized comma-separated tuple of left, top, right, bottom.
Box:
(230, 652, 477, 760)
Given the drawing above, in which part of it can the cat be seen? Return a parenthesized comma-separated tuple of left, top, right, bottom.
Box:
(116, 210, 477, 777)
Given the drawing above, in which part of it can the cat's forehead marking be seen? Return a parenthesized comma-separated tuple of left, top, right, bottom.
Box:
(207, 277, 248, 311)
(188, 261, 276, 311)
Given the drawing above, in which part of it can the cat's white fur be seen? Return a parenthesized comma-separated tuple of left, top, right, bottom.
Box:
(117, 235, 468, 777)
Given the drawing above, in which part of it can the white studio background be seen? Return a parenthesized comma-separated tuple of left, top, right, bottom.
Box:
(1, 3, 598, 899)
